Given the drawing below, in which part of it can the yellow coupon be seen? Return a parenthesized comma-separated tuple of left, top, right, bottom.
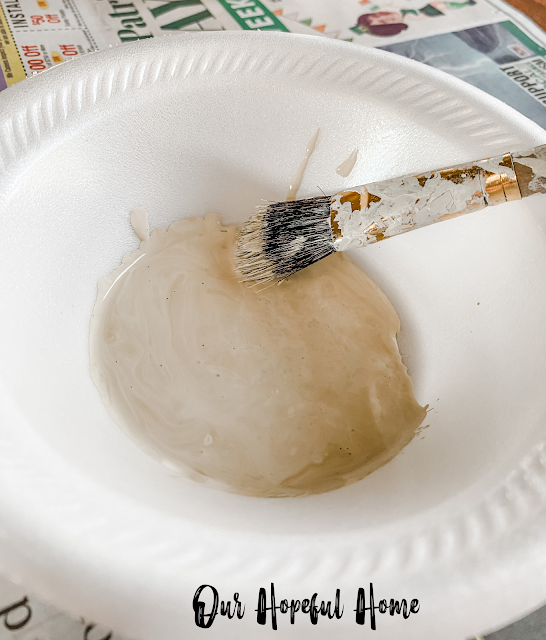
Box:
(0, 2, 26, 86)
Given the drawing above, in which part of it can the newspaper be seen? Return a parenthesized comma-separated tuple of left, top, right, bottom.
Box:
(0, 0, 544, 124)
(1, 0, 546, 127)
(0, 0, 545, 638)
(0, 574, 118, 640)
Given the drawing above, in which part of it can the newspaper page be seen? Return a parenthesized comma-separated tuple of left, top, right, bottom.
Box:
(0, 0, 546, 638)
(0, 0, 546, 127)
(0, 574, 118, 640)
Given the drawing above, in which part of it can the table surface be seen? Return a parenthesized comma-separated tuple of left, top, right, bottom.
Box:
(505, 0, 546, 29)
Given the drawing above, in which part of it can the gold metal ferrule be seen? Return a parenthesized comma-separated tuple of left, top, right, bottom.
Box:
(484, 153, 522, 205)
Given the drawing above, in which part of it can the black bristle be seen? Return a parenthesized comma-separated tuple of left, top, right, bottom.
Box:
(234, 196, 335, 285)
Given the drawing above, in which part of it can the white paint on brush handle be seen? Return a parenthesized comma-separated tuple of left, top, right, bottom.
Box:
(331, 154, 515, 251)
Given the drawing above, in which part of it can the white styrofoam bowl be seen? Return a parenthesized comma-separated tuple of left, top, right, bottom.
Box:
(1, 32, 546, 640)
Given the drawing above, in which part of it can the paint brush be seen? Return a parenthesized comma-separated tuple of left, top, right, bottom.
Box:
(235, 144, 546, 285)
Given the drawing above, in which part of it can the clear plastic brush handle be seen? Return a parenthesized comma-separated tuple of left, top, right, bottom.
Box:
(330, 153, 522, 251)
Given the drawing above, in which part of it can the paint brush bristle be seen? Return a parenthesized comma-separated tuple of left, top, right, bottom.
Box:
(234, 196, 335, 285)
